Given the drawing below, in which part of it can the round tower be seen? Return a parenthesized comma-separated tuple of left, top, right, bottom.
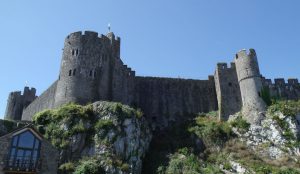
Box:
(54, 31, 114, 107)
(234, 49, 266, 124)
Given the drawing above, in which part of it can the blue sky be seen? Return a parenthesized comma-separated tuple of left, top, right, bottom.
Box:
(1, 0, 300, 118)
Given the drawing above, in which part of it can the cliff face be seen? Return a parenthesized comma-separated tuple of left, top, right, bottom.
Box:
(32, 101, 152, 174)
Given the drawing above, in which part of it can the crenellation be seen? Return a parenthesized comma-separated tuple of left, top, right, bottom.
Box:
(275, 78, 285, 86)
(67, 31, 83, 40)
(288, 78, 299, 85)
(264, 79, 273, 86)
(4, 87, 37, 120)
(84, 31, 98, 37)
(217, 63, 228, 70)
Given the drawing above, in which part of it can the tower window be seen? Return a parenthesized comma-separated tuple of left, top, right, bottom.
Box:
(89, 70, 92, 77)
(76, 49, 79, 56)
(69, 70, 72, 76)
(94, 71, 96, 77)
(228, 82, 232, 87)
(72, 49, 75, 56)
(73, 69, 76, 76)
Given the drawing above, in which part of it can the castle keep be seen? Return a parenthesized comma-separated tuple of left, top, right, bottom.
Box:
(4, 31, 300, 126)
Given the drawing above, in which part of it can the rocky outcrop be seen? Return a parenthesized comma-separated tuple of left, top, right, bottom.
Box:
(89, 101, 152, 174)
(33, 101, 152, 174)
(233, 111, 300, 160)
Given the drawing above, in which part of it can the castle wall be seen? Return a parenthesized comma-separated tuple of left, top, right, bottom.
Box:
(214, 62, 242, 121)
(134, 76, 218, 129)
(22, 81, 57, 121)
(111, 58, 135, 105)
(262, 78, 300, 100)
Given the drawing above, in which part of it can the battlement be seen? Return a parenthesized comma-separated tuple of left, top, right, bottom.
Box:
(8, 87, 36, 97)
(263, 78, 299, 86)
(288, 78, 299, 85)
(216, 62, 236, 70)
(235, 48, 256, 59)
(274, 78, 285, 86)
(66, 31, 120, 43)
(24, 87, 36, 96)
(9, 91, 22, 97)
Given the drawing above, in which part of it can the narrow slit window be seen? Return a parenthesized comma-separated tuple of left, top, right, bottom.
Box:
(89, 70, 92, 77)
(94, 71, 96, 77)
(69, 70, 72, 76)
(76, 49, 79, 56)
(72, 49, 74, 56)
(73, 69, 76, 76)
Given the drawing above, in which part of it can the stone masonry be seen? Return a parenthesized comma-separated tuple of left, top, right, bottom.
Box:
(4, 31, 300, 127)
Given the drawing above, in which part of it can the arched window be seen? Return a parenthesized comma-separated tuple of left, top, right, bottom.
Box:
(7, 130, 41, 171)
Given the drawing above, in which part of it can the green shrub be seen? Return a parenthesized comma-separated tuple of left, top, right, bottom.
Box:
(261, 86, 272, 106)
(189, 116, 233, 147)
(74, 158, 105, 174)
(268, 100, 300, 117)
(201, 163, 223, 174)
(120, 163, 130, 172)
(165, 148, 202, 174)
(32, 110, 53, 125)
(230, 116, 250, 133)
(59, 162, 75, 173)
(276, 168, 300, 174)
(95, 119, 114, 130)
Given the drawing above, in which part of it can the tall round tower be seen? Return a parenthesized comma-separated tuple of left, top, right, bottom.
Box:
(54, 31, 115, 107)
(234, 49, 266, 124)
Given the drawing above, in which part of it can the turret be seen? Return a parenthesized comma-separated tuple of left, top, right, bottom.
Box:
(54, 31, 118, 107)
(234, 49, 266, 124)
(214, 62, 242, 121)
(4, 87, 36, 120)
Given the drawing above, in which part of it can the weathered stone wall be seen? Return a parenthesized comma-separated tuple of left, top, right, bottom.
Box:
(234, 49, 266, 124)
(39, 140, 59, 174)
(111, 58, 135, 105)
(54, 31, 109, 107)
(134, 76, 218, 129)
(214, 62, 242, 121)
(0, 132, 11, 174)
(4, 87, 36, 120)
(22, 81, 57, 120)
(4, 91, 23, 120)
(263, 78, 300, 100)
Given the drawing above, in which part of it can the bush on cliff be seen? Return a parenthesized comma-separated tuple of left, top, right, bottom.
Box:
(32, 101, 148, 174)
(268, 100, 300, 117)
(189, 114, 233, 147)
(74, 158, 105, 174)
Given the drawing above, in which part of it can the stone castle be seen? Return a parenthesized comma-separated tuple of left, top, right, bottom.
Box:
(4, 31, 300, 127)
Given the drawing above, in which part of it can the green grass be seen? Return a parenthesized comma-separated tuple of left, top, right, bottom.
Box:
(230, 116, 250, 133)
(189, 115, 233, 147)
